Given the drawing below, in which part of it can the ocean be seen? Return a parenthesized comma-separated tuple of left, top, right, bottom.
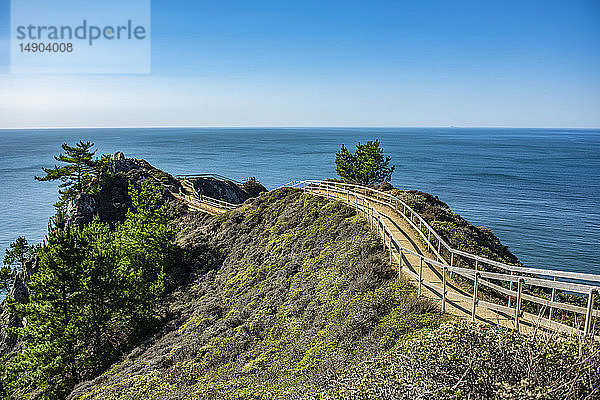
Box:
(1, 128, 599, 286)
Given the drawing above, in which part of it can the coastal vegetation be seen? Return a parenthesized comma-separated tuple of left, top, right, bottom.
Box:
(2, 182, 176, 399)
(335, 140, 395, 184)
(0, 238, 33, 294)
(34, 141, 111, 210)
(70, 188, 599, 400)
(1, 143, 178, 398)
(0, 143, 598, 399)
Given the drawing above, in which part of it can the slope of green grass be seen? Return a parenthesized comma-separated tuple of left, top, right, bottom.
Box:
(70, 189, 599, 400)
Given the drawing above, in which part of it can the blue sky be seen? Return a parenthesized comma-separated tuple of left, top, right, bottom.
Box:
(0, 0, 599, 128)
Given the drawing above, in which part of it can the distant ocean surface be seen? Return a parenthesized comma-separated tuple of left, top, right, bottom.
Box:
(1, 128, 599, 284)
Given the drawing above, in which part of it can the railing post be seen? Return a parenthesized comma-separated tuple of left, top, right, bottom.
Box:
(418, 257, 423, 297)
(427, 231, 431, 251)
(449, 252, 454, 279)
(471, 272, 479, 322)
(398, 249, 403, 275)
(515, 278, 524, 332)
(442, 266, 447, 313)
(347, 190, 349, 203)
(389, 234, 392, 264)
(508, 271, 514, 308)
(549, 276, 557, 321)
(584, 288, 596, 337)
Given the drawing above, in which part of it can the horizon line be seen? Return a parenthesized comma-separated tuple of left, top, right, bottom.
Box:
(1, 125, 599, 131)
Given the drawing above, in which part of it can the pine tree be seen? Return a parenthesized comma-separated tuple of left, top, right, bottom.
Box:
(79, 219, 121, 373)
(35, 141, 98, 209)
(117, 181, 174, 337)
(1, 236, 33, 292)
(3, 177, 177, 398)
(335, 140, 395, 185)
(10, 214, 88, 398)
(5, 182, 176, 398)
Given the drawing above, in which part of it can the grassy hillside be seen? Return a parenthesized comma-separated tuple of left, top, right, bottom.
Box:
(68, 188, 439, 398)
(69, 189, 599, 400)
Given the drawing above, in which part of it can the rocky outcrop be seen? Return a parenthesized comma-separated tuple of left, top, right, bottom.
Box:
(63, 158, 267, 227)
(186, 177, 267, 204)
(0, 256, 38, 358)
(65, 193, 96, 227)
(65, 157, 182, 227)
(0, 157, 271, 397)
(390, 188, 519, 266)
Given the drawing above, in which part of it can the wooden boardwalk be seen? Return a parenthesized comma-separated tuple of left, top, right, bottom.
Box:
(176, 176, 600, 338)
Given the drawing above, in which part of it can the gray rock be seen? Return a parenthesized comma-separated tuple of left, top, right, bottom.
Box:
(65, 193, 96, 227)
(0, 256, 38, 359)
(188, 178, 267, 204)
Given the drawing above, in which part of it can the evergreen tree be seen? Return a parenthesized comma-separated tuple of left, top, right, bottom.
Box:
(35, 141, 98, 209)
(10, 214, 88, 398)
(79, 219, 121, 373)
(117, 181, 175, 336)
(1, 236, 33, 292)
(335, 140, 395, 185)
(5, 181, 177, 399)
(89, 154, 114, 195)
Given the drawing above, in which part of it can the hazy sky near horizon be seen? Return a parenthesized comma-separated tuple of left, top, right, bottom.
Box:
(0, 0, 599, 128)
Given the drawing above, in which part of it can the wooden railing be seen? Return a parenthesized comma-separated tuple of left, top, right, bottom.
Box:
(177, 177, 239, 214)
(178, 192, 238, 214)
(280, 180, 600, 337)
(176, 173, 242, 185)
(176, 174, 259, 185)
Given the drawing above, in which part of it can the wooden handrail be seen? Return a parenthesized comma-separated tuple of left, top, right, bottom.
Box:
(175, 176, 599, 336)
(176, 174, 243, 185)
(306, 180, 600, 284)
(177, 176, 240, 212)
(284, 179, 600, 336)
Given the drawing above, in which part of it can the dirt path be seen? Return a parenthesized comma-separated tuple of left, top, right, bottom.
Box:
(176, 182, 584, 336)
(313, 187, 582, 336)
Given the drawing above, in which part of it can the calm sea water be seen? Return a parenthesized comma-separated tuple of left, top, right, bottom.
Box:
(1, 128, 599, 283)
